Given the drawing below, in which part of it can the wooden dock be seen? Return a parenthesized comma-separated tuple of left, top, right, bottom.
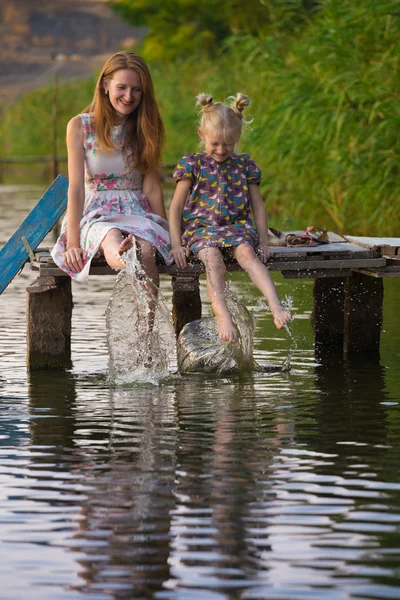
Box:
(27, 235, 400, 369)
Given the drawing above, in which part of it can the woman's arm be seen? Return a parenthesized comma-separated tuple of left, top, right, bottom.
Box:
(143, 169, 167, 220)
(63, 115, 87, 273)
(249, 184, 273, 263)
(168, 179, 191, 268)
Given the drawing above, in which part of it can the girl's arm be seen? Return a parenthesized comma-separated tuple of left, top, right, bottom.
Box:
(168, 179, 191, 268)
(143, 169, 167, 220)
(249, 184, 273, 263)
(64, 116, 87, 273)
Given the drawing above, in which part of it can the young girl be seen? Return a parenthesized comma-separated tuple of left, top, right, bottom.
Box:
(169, 93, 291, 343)
(51, 51, 171, 296)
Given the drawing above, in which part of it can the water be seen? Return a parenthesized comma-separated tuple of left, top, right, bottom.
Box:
(1, 185, 400, 599)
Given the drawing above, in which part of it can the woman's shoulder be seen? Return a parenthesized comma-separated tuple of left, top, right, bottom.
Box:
(67, 115, 84, 136)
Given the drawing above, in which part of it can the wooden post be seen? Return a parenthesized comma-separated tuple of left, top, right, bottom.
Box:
(26, 276, 72, 369)
(343, 271, 383, 359)
(172, 274, 202, 336)
(312, 277, 346, 359)
(51, 71, 59, 181)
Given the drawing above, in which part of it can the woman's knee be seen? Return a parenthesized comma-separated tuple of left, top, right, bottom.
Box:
(100, 228, 123, 251)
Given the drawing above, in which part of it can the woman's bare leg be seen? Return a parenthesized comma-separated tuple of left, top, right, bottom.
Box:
(101, 230, 159, 327)
(198, 247, 238, 342)
(100, 229, 134, 269)
(136, 238, 159, 291)
(234, 243, 292, 329)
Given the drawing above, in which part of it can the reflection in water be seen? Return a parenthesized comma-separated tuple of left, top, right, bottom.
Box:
(0, 356, 398, 599)
(313, 360, 389, 449)
(27, 373, 177, 598)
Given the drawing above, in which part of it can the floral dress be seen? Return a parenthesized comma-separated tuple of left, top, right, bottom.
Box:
(51, 113, 172, 282)
(173, 152, 262, 252)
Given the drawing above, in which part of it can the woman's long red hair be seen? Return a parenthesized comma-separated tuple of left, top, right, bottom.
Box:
(87, 51, 165, 173)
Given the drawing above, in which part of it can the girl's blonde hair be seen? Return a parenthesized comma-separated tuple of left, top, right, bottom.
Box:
(196, 93, 251, 142)
(86, 51, 165, 173)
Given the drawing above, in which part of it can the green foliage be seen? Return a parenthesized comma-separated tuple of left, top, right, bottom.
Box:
(2, 0, 399, 235)
(109, 0, 313, 61)
(1, 76, 95, 157)
(156, 0, 400, 235)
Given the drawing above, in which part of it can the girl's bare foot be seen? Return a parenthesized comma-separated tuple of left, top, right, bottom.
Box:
(271, 303, 292, 329)
(216, 313, 239, 343)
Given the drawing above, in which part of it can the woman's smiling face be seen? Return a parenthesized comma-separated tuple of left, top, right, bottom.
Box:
(104, 69, 143, 119)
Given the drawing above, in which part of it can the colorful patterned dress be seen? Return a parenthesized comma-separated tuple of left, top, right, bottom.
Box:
(51, 113, 172, 282)
(173, 152, 262, 253)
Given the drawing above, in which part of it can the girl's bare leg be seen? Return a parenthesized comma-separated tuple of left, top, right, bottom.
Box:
(198, 247, 238, 342)
(234, 243, 292, 329)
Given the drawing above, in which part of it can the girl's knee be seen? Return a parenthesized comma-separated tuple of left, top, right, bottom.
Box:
(234, 244, 256, 268)
(201, 252, 226, 277)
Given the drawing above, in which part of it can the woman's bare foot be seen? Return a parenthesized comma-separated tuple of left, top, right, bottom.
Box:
(216, 312, 239, 343)
(118, 234, 134, 257)
(271, 303, 292, 329)
(116, 234, 134, 266)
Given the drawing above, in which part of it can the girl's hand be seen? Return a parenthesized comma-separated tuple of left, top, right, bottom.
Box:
(258, 242, 273, 263)
(169, 246, 190, 269)
(63, 247, 87, 273)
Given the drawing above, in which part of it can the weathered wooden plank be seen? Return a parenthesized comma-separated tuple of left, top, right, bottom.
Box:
(36, 256, 387, 279)
(282, 269, 353, 279)
(353, 266, 400, 278)
(344, 236, 400, 256)
(269, 258, 386, 271)
(0, 175, 68, 295)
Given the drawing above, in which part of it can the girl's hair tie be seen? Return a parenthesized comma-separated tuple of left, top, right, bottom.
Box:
(196, 93, 214, 112)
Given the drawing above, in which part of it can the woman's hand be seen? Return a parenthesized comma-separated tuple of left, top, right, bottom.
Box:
(169, 245, 190, 269)
(257, 241, 273, 263)
(63, 247, 87, 273)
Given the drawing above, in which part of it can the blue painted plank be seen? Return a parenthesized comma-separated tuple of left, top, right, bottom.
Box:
(0, 174, 68, 295)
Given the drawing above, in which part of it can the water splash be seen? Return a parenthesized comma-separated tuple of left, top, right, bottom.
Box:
(177, 288, 288, 375)
(105, 244, 176, 385)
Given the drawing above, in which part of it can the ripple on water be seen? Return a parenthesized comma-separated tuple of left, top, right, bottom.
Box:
(1, 189, 400, 599)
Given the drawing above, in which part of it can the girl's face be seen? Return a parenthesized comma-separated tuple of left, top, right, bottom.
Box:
(104, 69, 143, 119)
(199, 129, 238, 163)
